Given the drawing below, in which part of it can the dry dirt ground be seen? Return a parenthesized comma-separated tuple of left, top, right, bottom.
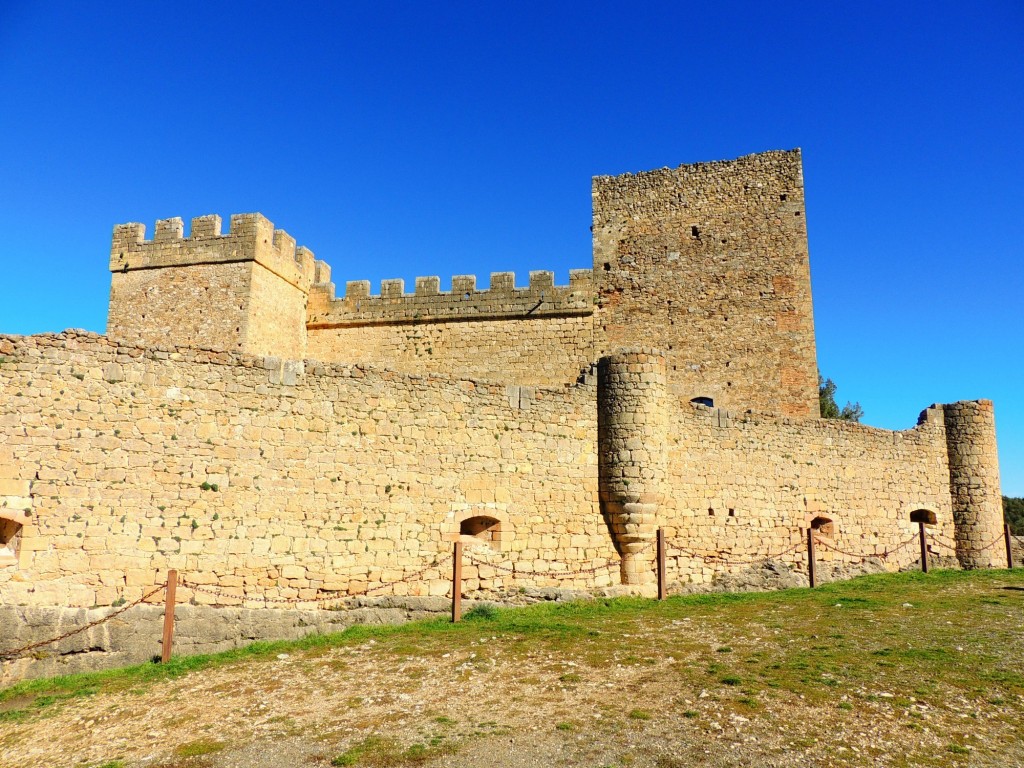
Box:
(2, 571, 1023, 768)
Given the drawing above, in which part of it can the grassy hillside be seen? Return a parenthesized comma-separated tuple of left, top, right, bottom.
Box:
(2, 568, 1023, 767)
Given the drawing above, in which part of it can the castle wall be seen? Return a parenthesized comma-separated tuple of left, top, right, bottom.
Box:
(307, 314, 594, 387)
(592, 150, 819, 416)
(0, 332, 975, 614)
(0, 332, 610, 610)
(660, 400, 956, 584)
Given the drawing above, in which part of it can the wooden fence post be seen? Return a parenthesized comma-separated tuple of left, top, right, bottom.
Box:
(807, 529, 816, 588)
(657, 528, 666, 601)
(919, 521, 929, 574)
(451, 542, 463, 622)
(1006, 524, 1014, 570)
(161, 569, 177, 663)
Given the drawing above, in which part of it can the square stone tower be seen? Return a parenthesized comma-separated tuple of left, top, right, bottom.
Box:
(592, 149, 819, 416)
(107, 213, 316, 359)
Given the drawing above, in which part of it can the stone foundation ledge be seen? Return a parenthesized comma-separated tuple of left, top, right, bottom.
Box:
(0, 596, 452, 684)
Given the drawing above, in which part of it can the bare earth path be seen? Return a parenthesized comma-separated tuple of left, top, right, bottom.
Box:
(2, 570, 1023, 768)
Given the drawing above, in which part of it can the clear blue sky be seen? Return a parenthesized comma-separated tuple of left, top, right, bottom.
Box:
(1, 2, 1021, 494)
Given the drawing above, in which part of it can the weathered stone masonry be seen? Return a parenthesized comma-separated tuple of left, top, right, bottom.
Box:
(0, 149, 1004, 679)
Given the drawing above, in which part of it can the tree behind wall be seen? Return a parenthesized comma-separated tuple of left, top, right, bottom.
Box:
(1005, 496, 1024, 535)
(818, 374, 864, 422)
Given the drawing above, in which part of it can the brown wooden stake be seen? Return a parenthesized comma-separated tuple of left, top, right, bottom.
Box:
(451, 542, 463, 623)
(919, 521, 929, 574)
(807, 528, 816, 588)
(1006, 523, 1014, 570)
(161, 569, 177, 663)
(657, 528, 666, 600)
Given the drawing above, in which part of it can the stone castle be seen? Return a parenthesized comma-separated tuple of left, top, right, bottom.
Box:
(0, 150, 1005, 635)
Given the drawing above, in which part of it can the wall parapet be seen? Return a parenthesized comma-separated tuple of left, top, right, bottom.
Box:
(109, 213, 320, 292)
(307, 269, 594, 327)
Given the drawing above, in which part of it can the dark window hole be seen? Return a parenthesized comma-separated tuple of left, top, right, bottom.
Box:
(910, 509, 937, 525)
(811, 516, 834, 536)
(461, 516, 500, 542)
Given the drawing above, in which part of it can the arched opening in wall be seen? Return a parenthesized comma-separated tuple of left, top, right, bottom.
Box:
(0, 517, 23, 566)
(691, 396, 714, 408)
(910, 509, 937, 526)
(460, 516, 501, 545)
(810, 516, 835, 537)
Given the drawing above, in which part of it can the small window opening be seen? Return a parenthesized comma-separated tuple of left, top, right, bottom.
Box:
(460, 515, 500, 543)
(691, 396, 714, 408)
(780, 194, 788, 201)
(603, 262, 611, 271)
(728, 508, 735, 517)
(910, 509, 937, 525)
(0, 518, 23, 565)
(810, 516, 834, 537)
(691, 226, 700, 239)
(708, 507, 715, 516)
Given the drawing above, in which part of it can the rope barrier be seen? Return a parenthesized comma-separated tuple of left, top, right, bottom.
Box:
(179, 554, 453, 606)
(666, 535, 804, 566)
(930, 530, 1007, 555)
(0, 583, 167, 662)
(464, 539, 654, 578)
(812, 531, 920, 562)
(464, 552, 617, 578)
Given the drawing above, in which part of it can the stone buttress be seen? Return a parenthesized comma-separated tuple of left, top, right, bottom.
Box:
(597, 349, 668, 587)
(942, 400, 1004, 568)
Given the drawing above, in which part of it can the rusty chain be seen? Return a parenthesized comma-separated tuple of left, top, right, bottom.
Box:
(179, 554, 453, 606)
(464, 539, 654, 579)
(666, 535, 804, 566)
(0, 583, 167, 662)
(465, 553, 615, 578)
(812, 531, 919, 561)
(930, 530, 1007, 555)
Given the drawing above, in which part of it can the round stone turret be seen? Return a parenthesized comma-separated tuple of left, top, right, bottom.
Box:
(597, 348, 668, 586)
(943, 400, 1004, 568)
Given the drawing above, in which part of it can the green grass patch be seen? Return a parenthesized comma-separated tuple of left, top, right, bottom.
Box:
(173, 739, 226, 757)
(330, 734, 454, 765)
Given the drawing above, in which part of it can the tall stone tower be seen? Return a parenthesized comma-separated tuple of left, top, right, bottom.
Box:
(107, 213, 316, 359)
(597, 348, 668, 587)
(943, 400, 1005, 568)
(592, 150, 818, 416)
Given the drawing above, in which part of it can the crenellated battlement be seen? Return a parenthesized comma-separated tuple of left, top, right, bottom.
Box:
(307, 268, 594, 327)
(110, 213, 318, 292)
